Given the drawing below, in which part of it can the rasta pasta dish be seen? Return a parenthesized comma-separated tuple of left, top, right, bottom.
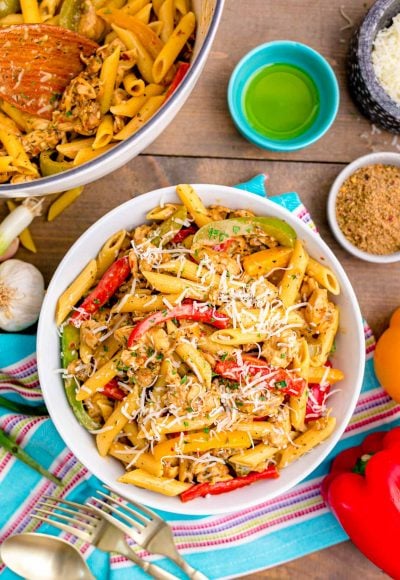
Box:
(0, 0, 195, 183)
(56, 185, 343, 502)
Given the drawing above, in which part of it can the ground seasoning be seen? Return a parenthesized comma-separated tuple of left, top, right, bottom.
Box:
(335, 164, 400, 255)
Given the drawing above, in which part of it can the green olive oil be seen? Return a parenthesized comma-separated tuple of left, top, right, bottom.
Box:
(243, 63, 320, 140)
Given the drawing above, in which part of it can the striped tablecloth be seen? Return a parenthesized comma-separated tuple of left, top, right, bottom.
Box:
(0, 175, 399, 579)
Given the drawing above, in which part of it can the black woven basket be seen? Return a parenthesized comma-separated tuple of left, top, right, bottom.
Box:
(348, 0, 400, 133)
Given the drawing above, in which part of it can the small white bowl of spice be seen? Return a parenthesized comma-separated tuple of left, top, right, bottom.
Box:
(327, 151, 400, 263)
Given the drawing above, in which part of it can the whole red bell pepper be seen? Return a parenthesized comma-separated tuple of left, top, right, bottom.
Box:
(127, 302, 230, 347)
(180, 465, 279, 502)
(322, 427, 400, 579)
(70, 255, 131, 324)
(214, 354, 306, 396)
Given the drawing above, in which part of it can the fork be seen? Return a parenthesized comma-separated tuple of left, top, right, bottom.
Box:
(31, 496, 178, 580)
(89, 487, 209, 580)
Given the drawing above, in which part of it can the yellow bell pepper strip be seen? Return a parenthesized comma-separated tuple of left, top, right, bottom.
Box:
(127, 301, 230, 347)
(0, 428, 62, 485)
(193, 217, 297, 248)
(243, 247, 293, 277)
(70, 255, 131, 324)
(180, 466, 279, 502)
(61, 324, 100, 430)
(322, 428, 400, 579)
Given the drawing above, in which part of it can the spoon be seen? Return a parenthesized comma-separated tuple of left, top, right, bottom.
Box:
(0, 24, 98, 119)
(0, 532, 95, 580)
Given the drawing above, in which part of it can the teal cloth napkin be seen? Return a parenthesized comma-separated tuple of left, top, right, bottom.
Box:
(1, 175, 399, 579)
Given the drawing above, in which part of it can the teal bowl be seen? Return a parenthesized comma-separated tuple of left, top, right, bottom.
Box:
(228, 41, 340, 152)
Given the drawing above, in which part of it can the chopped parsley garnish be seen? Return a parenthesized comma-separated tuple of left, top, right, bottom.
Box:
(275, 380, 287, 388)
(180, 375, 188, 384)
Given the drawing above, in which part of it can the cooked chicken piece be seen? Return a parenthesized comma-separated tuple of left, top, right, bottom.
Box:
(78, 0, 105, 41)
(133, 224, 154, 245)
(261, 329, 300, 368)
(22, 128, 62, 156)
(208, 205, 229, 221)
(193, 460, 231, 483)
(67, 359, 91, 382)
(197, 247, 241, 276)
(80, 320, 105, 350)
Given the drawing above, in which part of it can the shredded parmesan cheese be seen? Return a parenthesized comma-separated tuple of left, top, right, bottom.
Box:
(372, 14, 400, 104)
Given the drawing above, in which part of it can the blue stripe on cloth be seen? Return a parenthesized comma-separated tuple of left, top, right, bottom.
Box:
(0, 175, 399, 580)
(0, 333, 36, 367)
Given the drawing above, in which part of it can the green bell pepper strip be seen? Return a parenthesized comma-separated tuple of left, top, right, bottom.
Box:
(0, 0, 20, 18)
(152, 206, 188, 247)
(61, 324, 100, 431)
(40, 151, 74, 177)
(192, 217, 297, 248)
(0, 395, 47, 416)
(59, 0, 81, 31)
(0, 428, 62, 486)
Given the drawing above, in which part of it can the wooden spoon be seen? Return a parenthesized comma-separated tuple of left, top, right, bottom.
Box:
(0, 24, 98, 119)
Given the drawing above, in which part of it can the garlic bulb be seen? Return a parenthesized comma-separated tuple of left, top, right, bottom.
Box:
(0, 259, 45, 332)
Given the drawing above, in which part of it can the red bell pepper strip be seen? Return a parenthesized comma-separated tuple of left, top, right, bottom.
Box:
(171, 225, 197, 244)
(322, 427, 400, 579)
(127, 302, 230, 347)
(70, 255, 131, 324)
(305, 383, 331, 422)
(212, 239, 234, 252)
(165, 62, 190, 99)
(214, 354, 306, 396)
(180, 465, 279, 502)
(101, 378, 125, 401)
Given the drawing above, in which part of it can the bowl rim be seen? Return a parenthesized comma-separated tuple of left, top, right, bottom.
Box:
(37, 184, 365, 515)
(227, 40, 339, 152)
(357, 0, 400, 117)
(327, 151, 400, 264)
(0, 0, 225, 197)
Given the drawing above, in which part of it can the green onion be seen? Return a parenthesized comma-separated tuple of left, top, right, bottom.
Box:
(0, 395, 47, 416)
(0, 428, 62, 486)
(0, 198, 43, 257)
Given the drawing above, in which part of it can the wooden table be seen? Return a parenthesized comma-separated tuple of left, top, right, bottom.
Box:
(0, 0, 396, 577)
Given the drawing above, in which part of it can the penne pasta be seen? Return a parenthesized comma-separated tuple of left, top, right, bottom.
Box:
(176, 183, 212, 227)
(114, 94, 166, 140)
(56, 259, 97, 325)
(93, 115, 114, 149)
(47, 187, 84, 222)
(0, 1, 195, 185)
(96, 230, 127, 277)
(306, 258, 341, 296)
(278, 239, 309, 307)
(58, 185, 344, 501)
(152, 11, 196, 83)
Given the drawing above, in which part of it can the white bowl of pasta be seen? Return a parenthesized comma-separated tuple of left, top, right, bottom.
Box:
(37, 184, 365, 515)
(0, 0, 224, 197)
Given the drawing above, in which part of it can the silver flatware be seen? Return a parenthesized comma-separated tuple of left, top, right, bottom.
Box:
(0, 532, 95, 580)
(90, 487, 209, 580)
(31, 496, 178, 580)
